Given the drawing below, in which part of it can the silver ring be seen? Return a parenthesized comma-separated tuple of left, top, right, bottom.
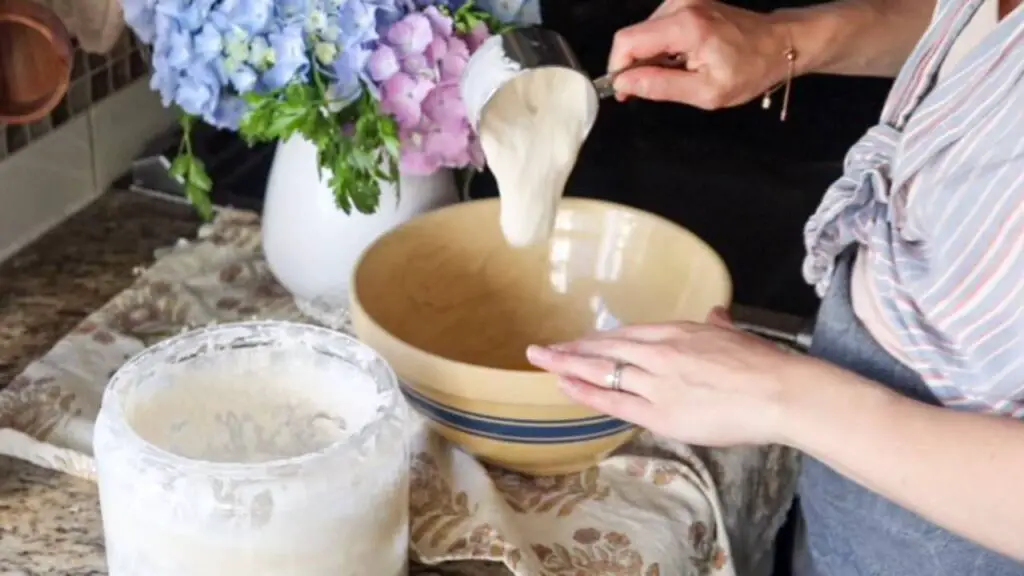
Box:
(605, 361, 627, 392)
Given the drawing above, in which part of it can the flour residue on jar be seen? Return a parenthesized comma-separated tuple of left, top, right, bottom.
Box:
(126, 346, 377, 464)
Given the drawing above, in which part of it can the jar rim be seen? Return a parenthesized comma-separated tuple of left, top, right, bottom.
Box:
(98, 320, 402, 477)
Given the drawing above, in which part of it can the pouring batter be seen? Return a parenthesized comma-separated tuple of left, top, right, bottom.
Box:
(477, 66, 595, 247)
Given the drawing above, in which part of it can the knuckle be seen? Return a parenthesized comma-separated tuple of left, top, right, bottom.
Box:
(667, 322, 692, 335)
(679, 5, 700, 20)
(612, 28, 634, 48)
(638, 78, 674, 102)
(547, 350, 578, 371)
(690, 14, 717, 46)
(667, 15, 692, 42)
(651, 342, 679, 361)
(684, 7, 710, 29)
(635, 82, 660, 100)
(587, 356, 617, 380)
(593, 356, 617, 378)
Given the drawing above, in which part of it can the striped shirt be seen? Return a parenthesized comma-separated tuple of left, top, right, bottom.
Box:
(803, 0, 1024, 417)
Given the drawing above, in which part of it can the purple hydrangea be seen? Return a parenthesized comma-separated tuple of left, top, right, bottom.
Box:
(367, 7, 490, 174)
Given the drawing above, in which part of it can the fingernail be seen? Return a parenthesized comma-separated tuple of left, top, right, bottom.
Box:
(526, 345, 552, 363)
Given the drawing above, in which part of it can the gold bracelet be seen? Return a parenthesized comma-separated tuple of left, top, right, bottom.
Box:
(761, 38, 798, 122)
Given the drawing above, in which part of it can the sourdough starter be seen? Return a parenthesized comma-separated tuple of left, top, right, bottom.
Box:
(468, 38, 596, 247)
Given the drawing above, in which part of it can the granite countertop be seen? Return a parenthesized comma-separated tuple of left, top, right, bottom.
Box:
(0, 191, 201, 574)
(0, 191, 201, 386)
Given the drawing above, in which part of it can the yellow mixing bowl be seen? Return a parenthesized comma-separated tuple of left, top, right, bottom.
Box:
(350, 197, 731, 476)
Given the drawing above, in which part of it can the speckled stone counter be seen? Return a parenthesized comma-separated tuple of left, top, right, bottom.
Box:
(0, 191, 201, 387)
(0, 455, 109, 574)
(0, 191, 200, 575)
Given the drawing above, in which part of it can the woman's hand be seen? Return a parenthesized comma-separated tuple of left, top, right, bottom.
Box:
(531, 309, 1024, 560)
(608, 0, 793, 108)
(526, 308, 823, 447)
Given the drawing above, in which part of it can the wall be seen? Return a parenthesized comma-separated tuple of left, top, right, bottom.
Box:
(0, 33, 178, 262)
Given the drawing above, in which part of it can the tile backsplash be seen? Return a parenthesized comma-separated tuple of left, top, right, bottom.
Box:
(1, 33, 150, 161)
(0, 32, 179, 262)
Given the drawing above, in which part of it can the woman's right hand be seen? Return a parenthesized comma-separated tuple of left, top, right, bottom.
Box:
(609, 0, 794, 109)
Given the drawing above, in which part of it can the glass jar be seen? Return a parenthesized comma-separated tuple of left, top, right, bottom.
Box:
(93, 321, 409, 576)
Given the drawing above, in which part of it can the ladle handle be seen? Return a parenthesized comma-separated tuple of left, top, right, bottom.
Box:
(593, 53, 688, 99)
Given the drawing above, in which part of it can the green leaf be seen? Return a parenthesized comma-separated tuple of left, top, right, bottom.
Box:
(173, 156, 214, 221)
(268, 110, 304, 138)
(186, 182, 215, 221)
(172, 115, 215, 220)
(328, 170, 354, 214)
(169, 154, 190, 180)
(381, 136, 400, 162)
(388, 158, 399, 182)
(228, 73, 398, 217)
(188, 158, 213, 193)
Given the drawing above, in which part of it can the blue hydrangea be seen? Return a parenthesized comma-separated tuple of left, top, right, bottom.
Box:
(123, 0, 400, 130)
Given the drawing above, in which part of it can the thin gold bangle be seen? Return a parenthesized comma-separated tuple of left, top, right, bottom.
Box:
(761, 41, 798, 121)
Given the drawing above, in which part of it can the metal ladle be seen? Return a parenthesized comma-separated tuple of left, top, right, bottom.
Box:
(460, 27, 688, 133)
(592, 53, 688, 99)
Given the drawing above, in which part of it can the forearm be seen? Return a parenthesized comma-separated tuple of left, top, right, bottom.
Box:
(781, 362, 1024, 561)
(767, 0, 936, 77)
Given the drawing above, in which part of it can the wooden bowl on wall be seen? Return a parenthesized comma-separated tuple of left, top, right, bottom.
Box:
(0, 0, 72, 125)
(351, 198, 732, 475)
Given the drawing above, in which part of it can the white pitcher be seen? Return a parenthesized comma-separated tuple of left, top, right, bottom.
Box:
(262, 135, 459, 310)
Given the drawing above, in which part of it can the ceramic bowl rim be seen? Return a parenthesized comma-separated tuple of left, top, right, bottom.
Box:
(349, 196, 733, 404)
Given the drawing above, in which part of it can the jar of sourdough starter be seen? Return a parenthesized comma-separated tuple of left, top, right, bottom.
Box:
(93, 321, 409, 576)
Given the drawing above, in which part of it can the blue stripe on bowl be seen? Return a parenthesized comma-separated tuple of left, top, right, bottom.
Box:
(400, 383, 634, 444)
(403, 383, 611, 426)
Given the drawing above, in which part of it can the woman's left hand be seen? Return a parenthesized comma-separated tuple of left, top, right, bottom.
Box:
(526, 308, 819, 447)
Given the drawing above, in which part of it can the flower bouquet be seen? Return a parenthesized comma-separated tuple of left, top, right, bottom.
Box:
(121, 0, 515, 219)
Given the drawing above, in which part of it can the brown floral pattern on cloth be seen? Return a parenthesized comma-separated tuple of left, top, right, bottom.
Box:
(489, 465, 611, 516)
(0, 210, 799, 576)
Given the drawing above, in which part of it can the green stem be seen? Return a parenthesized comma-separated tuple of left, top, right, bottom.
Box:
(179, 114, 194, 155)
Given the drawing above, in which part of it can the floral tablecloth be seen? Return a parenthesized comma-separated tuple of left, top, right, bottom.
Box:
(0, 210, 798, 575)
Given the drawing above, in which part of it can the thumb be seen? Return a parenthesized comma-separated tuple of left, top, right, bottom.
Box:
(613, 67, 716, 107)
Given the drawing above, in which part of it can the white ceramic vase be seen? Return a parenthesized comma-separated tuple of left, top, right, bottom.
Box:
(262, 136, 459, 313)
